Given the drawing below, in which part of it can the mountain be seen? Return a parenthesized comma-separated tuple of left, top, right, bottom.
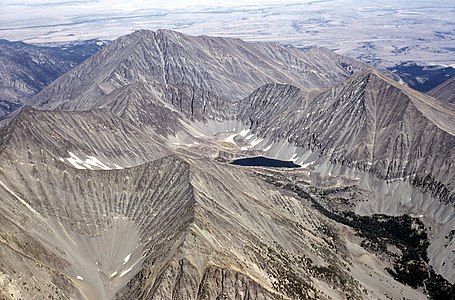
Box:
(0, 38, 106, 117)
(428, 76, 455, 104)
(237, 69, 455, 203)
(0, 30, 453, 299)
(29, 29, 363, 110)
(0, 108, 435, 300)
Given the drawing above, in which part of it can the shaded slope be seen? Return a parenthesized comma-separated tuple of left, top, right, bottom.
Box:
(0, 38, 104, 116)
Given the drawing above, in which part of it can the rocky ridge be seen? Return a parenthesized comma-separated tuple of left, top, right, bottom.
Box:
(0, 30, 453, 299)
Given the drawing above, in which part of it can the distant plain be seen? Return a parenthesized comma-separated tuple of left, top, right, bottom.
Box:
(1, 0, 454, 69)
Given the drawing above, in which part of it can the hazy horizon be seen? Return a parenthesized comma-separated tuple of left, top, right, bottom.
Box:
(1, 0, 454, 68)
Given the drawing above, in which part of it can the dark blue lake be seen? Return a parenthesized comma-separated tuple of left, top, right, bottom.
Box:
(231, 156, 300, 168)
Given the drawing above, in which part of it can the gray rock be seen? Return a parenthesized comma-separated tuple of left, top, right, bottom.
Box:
(428, 76, 455, 105)
(0, 30, 452, 299)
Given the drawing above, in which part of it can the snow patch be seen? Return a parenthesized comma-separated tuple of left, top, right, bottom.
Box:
(263, 143, 273, 151)
(224, 133, 238, 145)
(119, 266, 134, 277)
(86, 156, 111, 170)
(67, 152, 87, 169)
(301, 161, 315, 168)
(249, 138, 263, 148)
(123, 253, 131, 265)
(238, 129, 250, 137)
(76, 276, 83, 281)
(64, 152, 123, 170)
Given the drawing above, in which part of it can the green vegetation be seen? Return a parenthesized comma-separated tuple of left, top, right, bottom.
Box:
(256, 243, 317, 300)
(258, 173, 454, 300)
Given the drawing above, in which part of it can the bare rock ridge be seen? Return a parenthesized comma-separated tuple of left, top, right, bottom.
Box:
(0, 29, 454, 299)
(29, 29, 363, 110)
(99, 82, 234, 134)
(0, 112, 430, 299)
(237, 69, 455, 203)
(428, 76, 455, 104)
(1, 107, 170, 168)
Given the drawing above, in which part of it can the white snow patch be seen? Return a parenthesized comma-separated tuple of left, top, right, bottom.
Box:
(224, 133, 238, 145)
(76, 276, 83, 281)
(301, 161, 315, 168)
(239, 129, 250, 137)
(263, 144, 273, 151)
(65, 152, 123, 170)
(245, 134, 254, 140)
(86, 156, 110, 170)
(67, 152, 87, 169)
(110, 271, 118, 278)
(123, 253, 131, 265)
(119, 266, 134, 278)
(249, 138, 263, 148)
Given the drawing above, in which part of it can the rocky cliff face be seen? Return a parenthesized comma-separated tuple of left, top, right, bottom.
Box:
(0, 30, 453, 299)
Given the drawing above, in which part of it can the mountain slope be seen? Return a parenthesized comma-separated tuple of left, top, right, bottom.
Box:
(428, 76, 455, 104)
(0, 110, 429, 299)
(0, 39, 105, 117)
(236, 69, 455, 203)
(0, 107, 170, 170)
(29, 29, 364, 111)
(0, 30, 453, 299)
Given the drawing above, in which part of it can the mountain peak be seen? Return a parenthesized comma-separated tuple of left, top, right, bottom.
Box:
(1, 29, 455, 299)
(29, 30, 364, 110)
